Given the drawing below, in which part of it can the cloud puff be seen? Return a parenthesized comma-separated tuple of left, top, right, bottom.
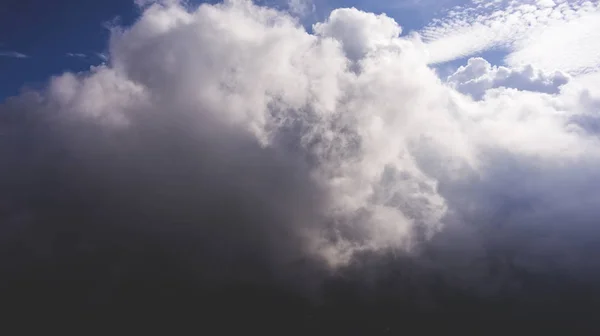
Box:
(313, 7, 403, 61)
(447, 57, 570, 100)
(3, 0, 600, 327)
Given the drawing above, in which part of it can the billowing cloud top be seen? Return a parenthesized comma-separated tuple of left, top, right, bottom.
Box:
(2, 0, 600, 331)
(447, 57, 570, 99)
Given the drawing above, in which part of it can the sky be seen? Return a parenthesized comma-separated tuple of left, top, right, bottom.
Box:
(3, 0, 600, 97)
(2, 0, 600, 333)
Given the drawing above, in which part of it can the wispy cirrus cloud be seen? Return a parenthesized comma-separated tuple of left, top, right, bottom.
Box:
(66, 52, 87, 58)
(95, 52, 108, 61)
(0, 51, 29, 58)
(422, 0, 600, 74)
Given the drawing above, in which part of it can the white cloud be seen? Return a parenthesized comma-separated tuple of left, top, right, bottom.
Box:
(537, 0, 556, 8)
(506, 10, 600, 74)
(447, 57, 569, 100)
(422, 0, 600, 74)
(313, 7, 403, 61)
(0, 51, 28, 58)
(2, 0, 600, 280)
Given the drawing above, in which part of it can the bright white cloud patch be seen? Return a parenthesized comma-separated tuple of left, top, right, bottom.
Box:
(447, 57, 570, 99)
(313, 8, 403, 61)
(423, 0, 600, 74)
(2, 0, 600, 275)
(506, 9, 600, 74)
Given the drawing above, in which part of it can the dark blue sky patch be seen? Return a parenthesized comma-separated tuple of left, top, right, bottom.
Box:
(0, 0, 140, 98)
(0, 0, 444, 99)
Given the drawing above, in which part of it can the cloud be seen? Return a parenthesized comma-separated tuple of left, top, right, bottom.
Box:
(313, 7, 403, 62)
(287, 0, 315, 17)
(3, 0, 600, 328)
(95, 52, 109, 61)
(506, 9, 600, 74)
(66, 52, 87, 58)
(422, 0, 600, 74)
(447, 57, 570, 100)
(0, 51, 28, 58)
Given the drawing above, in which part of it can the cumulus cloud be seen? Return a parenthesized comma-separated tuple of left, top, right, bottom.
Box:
(3, 0, 600, 329)
(313, 7, 403, 62)
(447, 57, 570, 100)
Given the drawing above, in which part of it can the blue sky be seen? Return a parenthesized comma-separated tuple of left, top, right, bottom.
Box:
(2, 0, 599, 99)
(0, 0, 139, 97)
(0, 0, 473, 98)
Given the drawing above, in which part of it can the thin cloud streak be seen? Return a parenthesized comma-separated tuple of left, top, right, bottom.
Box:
(66, 52, 87, 58)
(0, 51, 29, 58)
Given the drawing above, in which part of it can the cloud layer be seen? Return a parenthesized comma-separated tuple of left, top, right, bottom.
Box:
(3, 0, 600, 330)
(423, 0, 600, 74)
